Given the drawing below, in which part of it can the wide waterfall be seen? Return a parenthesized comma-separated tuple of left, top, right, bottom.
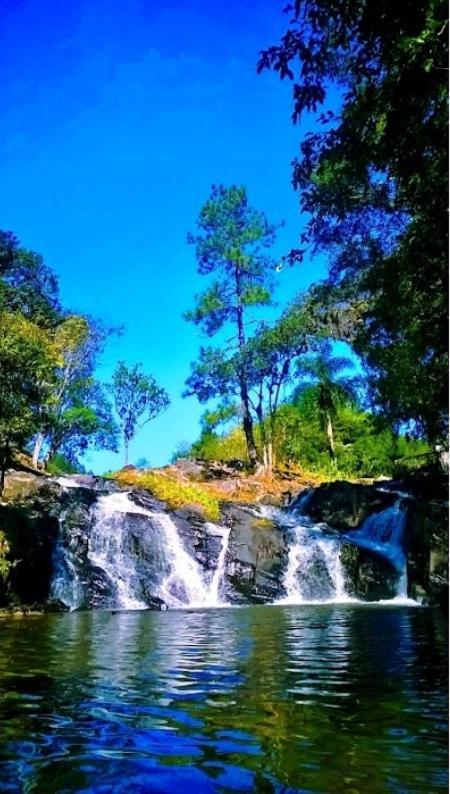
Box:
(50, 478, 417, 611)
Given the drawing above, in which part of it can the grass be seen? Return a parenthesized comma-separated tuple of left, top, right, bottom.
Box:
(114, 469, 222, 521)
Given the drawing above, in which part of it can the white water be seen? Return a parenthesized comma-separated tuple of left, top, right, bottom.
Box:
(259, 506, 354, 605)
(261, 502, 416, 606)
(88, 493, 149, 609)
(52, 479, 418, 611)
(343, 500, 408, 574)
(55, 490, 232, 611)
(205, 523, 231, 606)
(51, 534, 85, 610)
(154, 513, 231, 608)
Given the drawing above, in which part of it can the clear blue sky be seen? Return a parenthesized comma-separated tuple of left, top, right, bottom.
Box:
(0, 0, 340, 472)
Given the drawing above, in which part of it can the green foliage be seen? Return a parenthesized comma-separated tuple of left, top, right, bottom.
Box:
(111, 362, 170, 465)
(190, 427, 248, 462)
(0, 231, 61, 326)
(275, 388, 430, 478)
(259, 0, 448, 441)
(0, 531, 12, 581)
(185, 185, 279, 465)
(0, 311, 59, 486)
(46, 454, 86, 475)
(31, 314, 119, 467)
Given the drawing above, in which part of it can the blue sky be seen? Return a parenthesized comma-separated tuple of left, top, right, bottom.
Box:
(0, 0, 339, 471)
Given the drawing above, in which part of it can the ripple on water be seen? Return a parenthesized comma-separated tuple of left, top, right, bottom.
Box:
(0, 605, 447, 793)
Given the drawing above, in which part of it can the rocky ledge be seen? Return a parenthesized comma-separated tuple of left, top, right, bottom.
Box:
(0, 467, 447, 611)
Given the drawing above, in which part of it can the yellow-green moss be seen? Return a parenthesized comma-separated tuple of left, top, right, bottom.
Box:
(250, 517, 277, 531)
(114, 470, 221, 521)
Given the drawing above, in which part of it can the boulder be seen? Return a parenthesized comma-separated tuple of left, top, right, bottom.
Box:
(292, 481, 397, 530)
(223, 505, 286, 603)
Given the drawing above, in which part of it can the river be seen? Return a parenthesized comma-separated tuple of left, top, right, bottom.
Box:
(0, 604, 447, 793)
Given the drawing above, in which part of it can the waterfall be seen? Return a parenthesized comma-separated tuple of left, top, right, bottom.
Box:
(343, 500, 407, 575)
(87, 492, 150, 610)
(153, 513, 231, 608)
(343, 499, 412, 601)
(53, 487, 232, 611)
(204, 523, 231, 606)
(280, 524, 349, 604)
(259, 506, 352, 604)
(51, 533, 85, 610)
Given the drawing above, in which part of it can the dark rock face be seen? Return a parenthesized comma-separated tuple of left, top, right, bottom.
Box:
(406, 499, 449, 608)
(340, 544, 399, 601)
(0, 469, 447, 610)
(292, 481, 397, 531)
(223, 506, 286, 603)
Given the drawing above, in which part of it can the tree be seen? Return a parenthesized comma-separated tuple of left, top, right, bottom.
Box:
(111, 362, 170, 466)
(0, 312, 58, 491)
(242, 302, 313, 472)
(0, 230, 61, 326)
(44, 383, 118, 467)
(258, 0, 448, 441)
(185, 184, 278, 467)
(294, 341, 362, 460)
(31, 315, 118, 467)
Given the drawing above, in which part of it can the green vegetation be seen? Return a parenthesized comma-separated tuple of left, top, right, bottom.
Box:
(184, 377, 430, 480)
(115, 468, 221, 521)
(1, 1, 446, 487)
(111, 362, 170, 466)
(0, 531, 12, 581)
(258, 0, 448, 442)
(185, 185, 279, 467)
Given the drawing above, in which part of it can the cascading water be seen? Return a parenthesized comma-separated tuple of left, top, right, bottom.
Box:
(51, 529, 85, 610)
(87, 493, 151, 610)
(343, 499, 413, 602)
(343, 500, 407, 574)
(53, 486, 232, 611)
(153, 512, 230, 608)
(259, 506, 352, 604)
(51, 477, 418, 612)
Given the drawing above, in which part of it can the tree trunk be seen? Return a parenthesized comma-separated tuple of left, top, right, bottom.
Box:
(0, 442, 10, 496)
(32, 432, 44, 469)
(326, 413, 335, 460)
(124, 438, 129, 467)
(267, 440, 274, 476)
(234, 262, 259, 467)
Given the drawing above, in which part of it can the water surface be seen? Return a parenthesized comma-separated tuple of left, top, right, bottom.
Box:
(0, 605, 447, 792)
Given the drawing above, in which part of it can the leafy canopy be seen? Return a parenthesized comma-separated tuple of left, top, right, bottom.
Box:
(259, 0, 448, 440)
(111, 362, 170, 457)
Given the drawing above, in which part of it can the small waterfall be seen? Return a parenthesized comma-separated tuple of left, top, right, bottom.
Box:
(53, 488, 232, 611)
(154, 513, 230, 608)
(280, 524, 348, 604)
(343, 499, 411, 601)
(343, 500, 407, 575)
(259, 506, 351, 604)
(87, 492, 150, 609)
(153, 511, 210, 607)
(51, 534, 85, 610)
(204, 523, 231, 606)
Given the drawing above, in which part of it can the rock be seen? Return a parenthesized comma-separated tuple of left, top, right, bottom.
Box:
(340, 543, 399, 601)
(223, 505, 286, 603)
(406, 499, 448, 608)
(292, 481, 397, 530)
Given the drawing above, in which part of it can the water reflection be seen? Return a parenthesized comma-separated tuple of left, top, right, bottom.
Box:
(0, 605, 447, 792)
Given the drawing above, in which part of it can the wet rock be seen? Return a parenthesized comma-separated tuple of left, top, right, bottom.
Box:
(292, 481, 397, 530)
(340, 543, 399, 601)
(223, 505, 286, 603)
